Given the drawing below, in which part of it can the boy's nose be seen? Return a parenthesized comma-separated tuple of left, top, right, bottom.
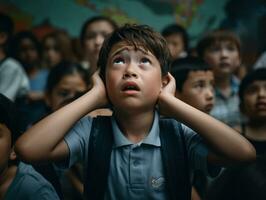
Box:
(122, 71, 138, 79)
(206, 88, 214, 100)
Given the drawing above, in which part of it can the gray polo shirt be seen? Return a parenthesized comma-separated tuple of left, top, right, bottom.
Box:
(63, 111, 215, 200)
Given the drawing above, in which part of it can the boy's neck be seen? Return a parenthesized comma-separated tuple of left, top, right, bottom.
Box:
(114, 109, 155, 143)
(215, 75, 232, 97)
(0, 165, 17, 199)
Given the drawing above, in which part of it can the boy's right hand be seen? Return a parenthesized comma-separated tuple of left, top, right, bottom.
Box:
(90, 71, 109, 108)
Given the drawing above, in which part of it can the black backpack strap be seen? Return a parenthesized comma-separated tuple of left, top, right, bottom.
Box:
(85, 116, 114, 200)
(159, 118, 191, 200)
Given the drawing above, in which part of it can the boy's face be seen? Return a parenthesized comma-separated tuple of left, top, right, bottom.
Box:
(83, 20, 114, 64)
(46, 74, 88, 111)
(176, 70, 214, 113)
(242, 80, 266, 120)
(203, 41, 240, 78)
(165, 34, 184, 60)
(105, 41, 163, 112)
(0, 123, 13, 176)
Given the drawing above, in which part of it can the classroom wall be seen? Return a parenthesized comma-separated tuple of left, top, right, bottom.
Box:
(1, 0, 265, 62)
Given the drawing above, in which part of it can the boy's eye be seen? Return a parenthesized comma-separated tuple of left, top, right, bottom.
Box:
(140, 57, 151, 65)
(113, 57, 125, 65)
(194, 81, 205, 89)
(57, 90, 71, 98)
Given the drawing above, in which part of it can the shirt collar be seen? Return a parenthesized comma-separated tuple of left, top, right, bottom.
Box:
(111, 111, 161, 148)
(215, 75, 239, 98)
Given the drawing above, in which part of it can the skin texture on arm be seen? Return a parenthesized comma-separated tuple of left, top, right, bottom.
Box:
(158, 73, 256, 164)
(15, 73, 108, 163)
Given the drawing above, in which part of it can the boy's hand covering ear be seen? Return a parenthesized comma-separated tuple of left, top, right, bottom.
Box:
(158, 73, 176, 116)
(91, 71, 109, 108)
(161, 73, 176, 96)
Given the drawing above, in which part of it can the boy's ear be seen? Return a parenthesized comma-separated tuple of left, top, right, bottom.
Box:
(161, 75, 169, 88)
(9, 147, 17, 161)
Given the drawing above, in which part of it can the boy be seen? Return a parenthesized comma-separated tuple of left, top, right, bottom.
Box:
(15, 24, 255, 200)
(0, 94, 59, 200)
(0, 13, 29, 101)
(171, 57, 214, 114)
(162, 23, 188, 60)
(171, 57, 214, 200)
(237, 68, 266, 155)
(196, 29, 242, 127)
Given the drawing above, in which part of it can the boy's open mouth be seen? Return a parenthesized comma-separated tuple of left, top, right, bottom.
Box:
(122, 82, 140, 91)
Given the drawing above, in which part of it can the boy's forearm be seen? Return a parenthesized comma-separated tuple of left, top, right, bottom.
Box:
(160, 94, 256, 163)
(15, 90, 101, 162)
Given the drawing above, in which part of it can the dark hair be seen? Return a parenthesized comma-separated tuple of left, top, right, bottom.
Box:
(11, 31, 42, 60)
(0, 94, 21, 146)
(196, 29, 241, 58)
(171, 57, 210, 92)
(45, 61, 91, 93)
(161, 23, 189, 52)
(0, 13, 14, 54)
(98, 24, 171, 82)
(80, 16, 118, 46)
(239, 68, 266, 102)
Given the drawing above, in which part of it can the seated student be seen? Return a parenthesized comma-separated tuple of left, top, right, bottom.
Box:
(236, 68, 266, 156)
(15, 24, 255, 200)
(0, 13, 29, 101)
(196, 29, 242, 127)
(206, 156, 266, 200)
(0, 93, 59, 200)
(162, 23, 189, 60)
(171, 57, 214, 200)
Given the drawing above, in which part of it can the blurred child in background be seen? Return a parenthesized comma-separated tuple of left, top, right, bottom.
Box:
(197, 29, 242, 127)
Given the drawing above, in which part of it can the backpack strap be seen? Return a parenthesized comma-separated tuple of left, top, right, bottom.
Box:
(85, 116, 114, 200)
(159, 118, 191, 200)
(85, 116, 191, 200)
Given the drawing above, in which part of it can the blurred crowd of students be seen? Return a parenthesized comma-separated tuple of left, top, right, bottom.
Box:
(0, 11, 266, 200)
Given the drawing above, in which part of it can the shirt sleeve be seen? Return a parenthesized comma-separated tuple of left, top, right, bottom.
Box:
(30, 184, 60, 200)
(181, 124, 221, 177)
(0, 59, 29, 100)
(62, 116, 93, 168)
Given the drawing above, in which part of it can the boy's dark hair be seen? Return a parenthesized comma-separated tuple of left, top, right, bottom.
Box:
(98, 24, 171, 82)
(0, 94, 21, 146)
(80, 15, 118, 46)
(171, 56, 210, 92)
(0, 13, 14, 54)
(46, 61, 91, 94)
(161, 23, 189, 52)
(239, 68, 266, 102)
(196, 29, 241, 58)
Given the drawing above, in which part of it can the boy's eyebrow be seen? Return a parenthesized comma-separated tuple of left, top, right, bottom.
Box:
(109, 46, 129, 58)
(109, 45, 151, 58)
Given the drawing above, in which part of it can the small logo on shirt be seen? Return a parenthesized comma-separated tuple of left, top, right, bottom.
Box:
(150, 177, 165, 190)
